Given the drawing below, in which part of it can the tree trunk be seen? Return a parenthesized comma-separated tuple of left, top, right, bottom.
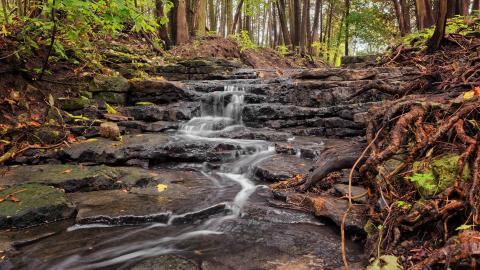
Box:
(208, 0, 217, 32)
(226, 0, 233, 35)
(176, 0, 189, 44)
(427, 0, 448, 52)
(293, 0, 301, 47)
(195, 0, 207, 36)
(400, 0, 411, 34)
(232, 0, 244, 34)
(393, 0, 407, 35)
(311, 0, 322, 54)
(169, 0, 178, 44)
(345, 0, 350, 56)
(473, 0, 480, 12)
(416, 0, 434, 30)
(299, 0, 309, 54)
(277, 0, 292, 46)
(155, 0, 172, 48)
(1, 0, 9, 24)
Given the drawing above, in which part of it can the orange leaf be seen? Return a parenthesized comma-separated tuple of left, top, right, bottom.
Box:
(15, 123, 26, 129)
(62, 169, 73, 174)
(27, 121, 41, 127)
(474, 86, 480, 96)
(31, 114, 41, 121)
(9, 196, 20, 202)
(67, 134, 77, 143)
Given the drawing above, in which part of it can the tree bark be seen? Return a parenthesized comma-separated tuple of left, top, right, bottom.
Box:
(292, 0, 301, 47)
(232, 0, 244, 34)
(208, 0, 217, 32)
(226, 0, 233, 35)
(195, 0, 207, 36)
(276, 0, 291, 46)
(473, 0, 480, 13)
(400, 0, 411, 34)
(311, 0, 322, 54)
(176, 0, 189, 44)
(427, 0, 448, 52)
(345, 0, 350, 56)
(155, 0, 172, 48)
(416, 0, 434, 30)
(299, 0, 309, 54)
(393, 0, 407, 35)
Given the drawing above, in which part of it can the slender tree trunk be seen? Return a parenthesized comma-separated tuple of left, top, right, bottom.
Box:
(1, 0, 9, 24)
(232, 0, 244, 33)
(155, 0, 172, 48)
(345, 0, 350, 56)
(293, 0, 301, 47)
(277, 0, 292, 45)
(393, 0, 407, 35)
(427, 0, 448, 52)
(195, 0, 207, 36)
(208, 0, 217, 32)
(226, 0, 233, 35)
(473, 0, 480, 12)
(299, 0, 309, 54)
(400, 0, 411, 33)
(311, 0, 322, 54)
(416, 0, 434, 30)
(176, 0, 189, 44)
(220, 0, 226, 36)
(169, 0, 178, 44)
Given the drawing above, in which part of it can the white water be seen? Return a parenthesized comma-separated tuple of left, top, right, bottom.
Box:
(50, 84, 276, 270)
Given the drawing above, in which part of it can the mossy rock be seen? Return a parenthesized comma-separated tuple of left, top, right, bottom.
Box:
(33, 126, 65, 144)
(411, 154, 470, 197)
(1, 164, 157, 192)
(58, 96, 91, 111)
(0, 184, 76, 229)
(90, 75, 130, 93)
(93, 92, 127, 105)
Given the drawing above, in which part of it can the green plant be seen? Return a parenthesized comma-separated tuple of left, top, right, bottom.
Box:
(231, 30, 256, 52)
(408, 172, 437, 196)
(276, 44, 289, 57)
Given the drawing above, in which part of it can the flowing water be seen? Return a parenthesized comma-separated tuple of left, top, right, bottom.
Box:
(4, 83, 362, 270)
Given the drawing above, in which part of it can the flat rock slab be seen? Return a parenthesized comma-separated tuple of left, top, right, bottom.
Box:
(0, 184, 76, 229)
(56, 134, 245, 165)
(130, 255, 199, 270)
(1, 164, 158, 192)
(253, 155, 313, 182)
(68, 170, 237, 225)
(334, 184, 368, 204)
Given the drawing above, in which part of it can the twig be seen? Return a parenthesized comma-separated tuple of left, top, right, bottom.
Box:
(38, 0, 57, 81)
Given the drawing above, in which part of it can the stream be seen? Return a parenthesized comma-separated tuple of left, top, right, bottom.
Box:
(2, 80, 364, 270)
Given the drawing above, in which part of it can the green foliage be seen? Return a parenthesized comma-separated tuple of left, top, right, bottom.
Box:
(276, 44, 289, 57)
(367, 255, 402, 270)
(456, 224, 476, 231)
(408, 172, 437, 196)
(395, 200, 412, 210)
(231, 30, 256, 52)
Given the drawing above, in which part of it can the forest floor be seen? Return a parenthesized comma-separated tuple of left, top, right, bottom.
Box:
(0, 23, 480, 269)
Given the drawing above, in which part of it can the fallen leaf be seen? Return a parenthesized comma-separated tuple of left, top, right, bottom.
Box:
(9, 196, 20, 202)
(156, 184, 168, 192)
(62, 169, 73, 174)
(27, 121, 41, 127)
(67, 134, 77, 143)
(464, 90, 475, 100)
(15, 123, 26, 129)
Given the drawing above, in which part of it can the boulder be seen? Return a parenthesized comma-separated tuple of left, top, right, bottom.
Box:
(0, 184, 76, 229)
(90, 75, 130, 93)
(93, 91, 127, 105)
(253, 155, 312, 182)
(57, 96, 91, 111)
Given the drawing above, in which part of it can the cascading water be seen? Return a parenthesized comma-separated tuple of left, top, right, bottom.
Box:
(41, 84, 276, 270)
(180, 85, 245, 136)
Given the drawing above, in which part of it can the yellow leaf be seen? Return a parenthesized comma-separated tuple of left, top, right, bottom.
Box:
(105, 102, 118, 115)
(1, 25, 10, 37)
(62, 169, 72, 174)
(464, 91, 475, 100)
(156, 184, 168, 192)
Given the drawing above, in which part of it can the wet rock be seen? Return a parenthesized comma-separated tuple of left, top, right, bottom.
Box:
(56, 134, 244, 164)
(212, 126, 291, 141)
(69, 170, 232, 225)
(293, 68, 377, 81)
(333, 184, 368, 204)
(0, 184, 76, 229)
(253, 155, 312, 182)
(90, 75, 130, 93)
(0, 164, 158, 192)
(57, 96, 91, 111)
(157, 58, 244, 81)
(130, 255, 199, 270)
(126, 103, 200, 122)
(128, 80, 191, 105)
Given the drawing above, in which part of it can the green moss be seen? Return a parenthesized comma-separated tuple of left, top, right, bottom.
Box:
(0, 184, 67, 217)
(58, 96, 91, 111)
(410, 154, 470, 197)
(90, 75, 130, 93)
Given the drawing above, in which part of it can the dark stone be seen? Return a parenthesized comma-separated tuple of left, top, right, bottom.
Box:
(130, 255, 199, 270)
(253, 155, 313, 182)
(128, 80, 191, 105)
(126, 103, 200, 122)
(0, 164, 158, 192)
(93, 92, 127, 105)
(90, 75, 130, 93)
(0, 184, 76, 229)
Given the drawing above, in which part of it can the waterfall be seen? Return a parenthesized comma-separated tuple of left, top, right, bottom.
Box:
(180, 85, 245, 136)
